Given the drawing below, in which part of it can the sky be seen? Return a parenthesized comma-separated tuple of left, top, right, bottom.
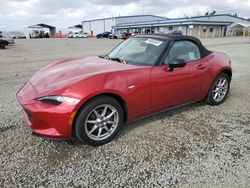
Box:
(0, 0, 250, 32)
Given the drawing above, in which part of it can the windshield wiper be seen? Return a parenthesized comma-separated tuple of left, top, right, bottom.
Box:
(98, 54, 110, 59)
(110, 57, 127, 64)
(99, 55, 127, 64)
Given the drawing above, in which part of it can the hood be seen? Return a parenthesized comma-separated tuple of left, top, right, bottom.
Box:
(29, 56, 141, 95)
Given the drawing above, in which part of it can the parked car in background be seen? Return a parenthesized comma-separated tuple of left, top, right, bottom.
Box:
(131, 31, 140, 37)
(0, 39, 8, 49)
(76, 32, 83, 38)
(108, 33, 118, 39)
(109, 32, 125, 39)
(69, 32, 82, 38)
(123, 32, 132, 39)
(17, 34, 232, 145)
(16, 35, 27, 39)
(82, 33, 88, 38)
(109, 32, 132, 40)
(170, 30, 183, 35)
(0, 35, 15, 45)
(96, 31, 112, 38)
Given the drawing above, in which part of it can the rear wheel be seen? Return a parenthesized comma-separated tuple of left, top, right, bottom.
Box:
(74, 96, 124, 145)
(206, 73, 230, 105)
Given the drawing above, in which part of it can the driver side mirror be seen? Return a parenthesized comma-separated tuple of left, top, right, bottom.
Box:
(168, 58, 186, 72)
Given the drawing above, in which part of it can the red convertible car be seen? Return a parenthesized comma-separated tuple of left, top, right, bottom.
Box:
(17, 34, 232, 145)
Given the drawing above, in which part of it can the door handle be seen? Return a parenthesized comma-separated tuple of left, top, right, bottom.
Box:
(197, 64, 206, 69)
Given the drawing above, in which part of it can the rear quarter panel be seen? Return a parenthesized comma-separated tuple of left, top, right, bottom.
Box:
(202, 52, 232, 99)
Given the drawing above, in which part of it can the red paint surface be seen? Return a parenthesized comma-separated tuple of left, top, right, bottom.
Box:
(17, 52, 232, 139)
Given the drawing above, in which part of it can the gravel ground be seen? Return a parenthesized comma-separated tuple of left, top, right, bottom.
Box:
(0, 37, 250, 187)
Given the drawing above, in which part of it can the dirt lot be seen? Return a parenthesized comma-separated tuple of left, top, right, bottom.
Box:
(0, 37, 250, 187)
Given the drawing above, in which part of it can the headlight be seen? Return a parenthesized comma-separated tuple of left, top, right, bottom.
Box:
(36, 96, 80, 105)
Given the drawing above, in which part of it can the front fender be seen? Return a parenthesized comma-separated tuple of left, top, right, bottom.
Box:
(63, 68, 151, 121)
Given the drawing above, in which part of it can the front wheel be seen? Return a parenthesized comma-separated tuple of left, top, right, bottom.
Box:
(206, 73, 230, 105)
(1, 43, 6, 49)
(74, 96, 124, 145)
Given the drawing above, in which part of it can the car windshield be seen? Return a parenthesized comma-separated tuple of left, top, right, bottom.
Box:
(108, 38, 167, 66)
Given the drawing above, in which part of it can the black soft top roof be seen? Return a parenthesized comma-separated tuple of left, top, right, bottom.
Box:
(136, 34, 212, 58)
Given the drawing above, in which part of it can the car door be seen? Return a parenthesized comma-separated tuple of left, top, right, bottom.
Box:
(151, 40, 211, 110)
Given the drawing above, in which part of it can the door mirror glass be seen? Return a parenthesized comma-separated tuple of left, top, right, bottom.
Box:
(168, 58, 186, 72)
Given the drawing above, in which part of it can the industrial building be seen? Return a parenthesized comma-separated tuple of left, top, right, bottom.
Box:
(28, 23, 56, 38)
(82, 14, 250, 38)
(82, 15, 165, 35)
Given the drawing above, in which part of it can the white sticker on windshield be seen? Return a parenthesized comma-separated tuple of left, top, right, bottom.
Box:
(145, 39, 163, 46)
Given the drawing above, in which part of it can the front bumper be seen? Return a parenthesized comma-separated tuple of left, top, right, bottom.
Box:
(8, 41, 15, 45)
(17, 82, 77, 140)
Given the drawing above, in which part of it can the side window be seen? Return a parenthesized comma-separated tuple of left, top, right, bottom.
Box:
(165, 40, 201, 64)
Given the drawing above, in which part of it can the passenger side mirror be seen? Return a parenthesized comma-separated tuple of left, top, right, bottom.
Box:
(168, 58, 186, 72)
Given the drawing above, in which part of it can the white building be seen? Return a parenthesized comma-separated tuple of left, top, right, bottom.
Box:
(82, 14, 250, 38)
(113, 14, 250, 38)
(82, 15, 165, 35)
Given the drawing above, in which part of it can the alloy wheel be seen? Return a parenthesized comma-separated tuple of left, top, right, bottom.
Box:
(212, 77, 228, 102)
(84, 104, 119, 141)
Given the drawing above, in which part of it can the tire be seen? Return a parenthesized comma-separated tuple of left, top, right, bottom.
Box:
(74, 96, 124, 146)
(205, 73, 230, 105)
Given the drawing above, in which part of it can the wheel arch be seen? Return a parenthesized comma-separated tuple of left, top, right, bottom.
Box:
(3, 40, 8, 46)
(205, 68, 232, 105)
(204, 67, 232, 100)
(72, 93, 128, 136)
(220, 69, 232, 81)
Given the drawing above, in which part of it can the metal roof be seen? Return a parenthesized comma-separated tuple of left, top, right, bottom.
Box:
(28, 23, 56, 35)
(28, 23, 55, 29)
(112, 13, 248, 29)
(82, 14, 166, 23)
(68, 24, 83, 29)
(114, 20, 233, 29)
(164, 14, 248, 22)
(230, 22, 250, 28)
